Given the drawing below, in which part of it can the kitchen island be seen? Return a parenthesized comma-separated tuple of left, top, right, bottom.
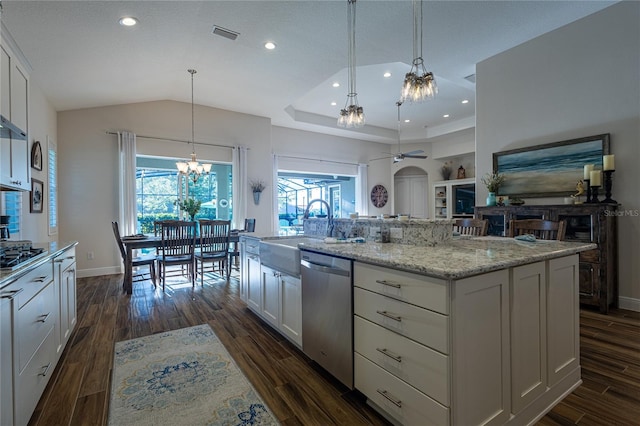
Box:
(290, 235, 595, 426)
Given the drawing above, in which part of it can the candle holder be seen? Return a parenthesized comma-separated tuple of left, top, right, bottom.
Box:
(601, 170, 617, 204)
(590, 184, 600, 203)
(584, 179, 592, 203)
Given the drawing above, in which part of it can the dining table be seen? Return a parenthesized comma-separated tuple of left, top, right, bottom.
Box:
(120, 232, 240, 294)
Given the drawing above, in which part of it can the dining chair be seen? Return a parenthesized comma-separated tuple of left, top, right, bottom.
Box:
(195, 220, 231, 285)
(158, 220, 197, 290)
(228, 218, 256, 271)
(453, 218, 489, 236)
(111, 221, 157, 288)
(508, 219, 567, 241)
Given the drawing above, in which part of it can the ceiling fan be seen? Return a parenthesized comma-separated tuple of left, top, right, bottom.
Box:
(371, 101, 428, 163)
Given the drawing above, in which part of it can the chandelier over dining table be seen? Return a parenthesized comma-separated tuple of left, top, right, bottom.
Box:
(176, 69, 211, 183)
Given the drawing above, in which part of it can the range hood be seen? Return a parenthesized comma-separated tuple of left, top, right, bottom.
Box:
(0, 115, 27, 140)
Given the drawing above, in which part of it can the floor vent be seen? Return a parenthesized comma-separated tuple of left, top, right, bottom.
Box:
(211, 25, 239, 41)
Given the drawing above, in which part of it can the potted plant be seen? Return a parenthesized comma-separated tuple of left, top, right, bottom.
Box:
(481, 171, 506, 206)
(175, 198, 202, 221)
(250, 179, 267, 205)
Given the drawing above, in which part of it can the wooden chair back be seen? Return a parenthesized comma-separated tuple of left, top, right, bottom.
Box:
(198, 220, 231, 254)
(244, 218, 256, 232)
(111, 221, 127, 261)
(508, 219, 567, 241)
(453, 218, 488, 236)
(160, 220, 197, 257)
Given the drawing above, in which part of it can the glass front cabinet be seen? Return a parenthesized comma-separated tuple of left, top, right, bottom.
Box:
(475, 204, 618, 313)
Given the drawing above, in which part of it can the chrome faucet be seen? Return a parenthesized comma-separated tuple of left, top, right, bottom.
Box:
(303, 199, 334, 237)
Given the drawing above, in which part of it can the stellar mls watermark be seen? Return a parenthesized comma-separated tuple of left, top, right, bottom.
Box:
(604, 209, 639, 217)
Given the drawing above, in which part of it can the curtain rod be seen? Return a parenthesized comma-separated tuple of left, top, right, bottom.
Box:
(106, 131, 236, 150)
(277, 154, 360, 167)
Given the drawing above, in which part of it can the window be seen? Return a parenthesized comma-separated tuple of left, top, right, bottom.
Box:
(48, 138, 58, 235)
(2, 191, 22, 237)
(135, 156, 232, 234)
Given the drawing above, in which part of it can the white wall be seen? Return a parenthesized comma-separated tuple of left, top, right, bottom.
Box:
(475, 2, 640, 306)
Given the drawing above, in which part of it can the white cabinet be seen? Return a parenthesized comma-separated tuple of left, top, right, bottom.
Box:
(259, 264, 302, 347)
(240, 237, 261, 303)
(394, 175, 428, 218)
(53, 246, 77, 357)
(260, 265, 280, 327)
(1, 282, 19, 426)
(278, 272, 302, 346)
(356, 256, 581, 426)
(1, 41, 30, 191)
(430, 178, 475, 219)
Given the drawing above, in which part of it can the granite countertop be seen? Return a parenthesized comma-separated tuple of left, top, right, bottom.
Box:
(0, 241, 78, 288)
(296, 236, 596, 279)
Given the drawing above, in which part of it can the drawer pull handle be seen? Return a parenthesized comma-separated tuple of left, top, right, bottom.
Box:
(39, 363, 52, 377)
(376, 310, 402, 322)
(376, 348, 402, 363)
(34, 276, 49, 283)
(1, 288, 24, 300)
(376, 279, 401, 289)
(376, 389, 402, 408)
(38, 312, 51, 323)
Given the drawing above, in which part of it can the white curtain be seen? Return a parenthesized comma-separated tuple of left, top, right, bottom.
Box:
(232, 146, 248, 230)
(118, 131, 137, 236)
(356, 163, 368, 216)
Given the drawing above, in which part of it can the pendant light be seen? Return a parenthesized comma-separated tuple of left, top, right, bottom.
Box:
(400, 0, 437, 103)
(176, 69, 211, 183)
(337, 0, 365, 128)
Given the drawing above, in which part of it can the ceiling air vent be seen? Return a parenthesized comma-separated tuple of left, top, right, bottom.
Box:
(211, 25, 239, 41)
(464, 73, 476, 84)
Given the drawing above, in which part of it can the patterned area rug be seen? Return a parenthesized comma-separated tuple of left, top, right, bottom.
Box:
(108, 324, 278, 425)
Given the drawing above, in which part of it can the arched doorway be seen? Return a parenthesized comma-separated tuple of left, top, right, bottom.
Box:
(394, 166, 428, 218)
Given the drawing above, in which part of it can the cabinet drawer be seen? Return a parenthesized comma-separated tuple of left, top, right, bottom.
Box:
(54, 247, 76, 271)
(16, 261, 54, 309)
(354, 262, 448, 314)
(354, 316, 449, 406)
(355, 353, 449, 426)
(16, 281, 56, 373)
(354, 287, 448, 354)
(14, 327, 55, 426)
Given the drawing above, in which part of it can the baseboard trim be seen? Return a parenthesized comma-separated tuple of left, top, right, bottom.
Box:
(618, 296, 640, 312)
(77, 266, 121, 278)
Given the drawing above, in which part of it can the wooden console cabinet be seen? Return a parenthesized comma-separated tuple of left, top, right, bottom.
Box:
(475, 204, 618, 313)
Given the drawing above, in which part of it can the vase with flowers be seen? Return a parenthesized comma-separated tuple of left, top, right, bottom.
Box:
(175, 198, 202, 221)
(481, 171, 506, 206)
(440, 161, 453, 180)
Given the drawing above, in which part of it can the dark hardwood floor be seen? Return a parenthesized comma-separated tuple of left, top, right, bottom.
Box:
(28, 271, 640, 426)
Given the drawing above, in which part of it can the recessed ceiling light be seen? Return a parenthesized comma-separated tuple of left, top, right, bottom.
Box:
(461, 99, 469, 104)
(443, 114, 450, 118)
(332, 82, 340, 88)
(118, 16, 138, 27)
(383, 72, 392, 78)
(404, 119, 410, 123)
(264, 41, 276, 50)
(331, 102, 337, 106)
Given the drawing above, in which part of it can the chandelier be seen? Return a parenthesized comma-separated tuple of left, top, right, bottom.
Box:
(337, 0, 365, 128)
(400, 0, 437, 103)
(176, 69, 211, 183)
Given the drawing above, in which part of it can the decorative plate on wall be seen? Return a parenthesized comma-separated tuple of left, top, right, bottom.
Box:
(370, 184, 388, 208)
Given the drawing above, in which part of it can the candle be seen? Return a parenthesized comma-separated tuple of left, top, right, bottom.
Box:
(590, 170, 601, 186)
(603, 154, 615, 171)
(583, 164, 594, 179)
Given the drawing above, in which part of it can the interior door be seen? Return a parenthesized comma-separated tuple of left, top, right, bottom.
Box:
(395, 175, 427, 218)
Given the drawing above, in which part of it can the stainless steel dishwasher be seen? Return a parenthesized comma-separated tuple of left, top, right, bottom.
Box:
(301, 250, 353, 389)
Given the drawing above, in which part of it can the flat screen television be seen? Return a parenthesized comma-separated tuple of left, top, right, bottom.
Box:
(453, 184, 475, 215)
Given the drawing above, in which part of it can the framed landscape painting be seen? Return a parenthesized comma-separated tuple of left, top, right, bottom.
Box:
(493, 134, 610, 197)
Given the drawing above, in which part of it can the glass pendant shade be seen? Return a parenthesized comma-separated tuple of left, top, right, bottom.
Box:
(337, 0, 365, 128)
(400, 0, 437, 103)
(176, 68, 211, 183)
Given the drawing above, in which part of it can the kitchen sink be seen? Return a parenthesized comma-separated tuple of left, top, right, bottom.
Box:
(259, 237, 322, 277)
